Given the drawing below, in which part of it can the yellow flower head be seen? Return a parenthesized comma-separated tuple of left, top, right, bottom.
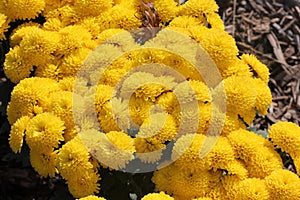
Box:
(3, 0, 45, 21)
(80, 129, 135, 169)
(178, 0, 219, 17)
(198, 28, 239, 70)
(204, 137, 235, 171)
(141, 192, 174, 200)
(29, 148, 57, 177)
(153, 0, 178, 22)
(223, 76, 257, 123)
(128, 95, 154, 126)
(56, 136, 94, 179)
(234, 178, 269, 200)
(9, 23, 41, 47)
(25, 112, 65, 152)
(265, 169, 300, 200)
(241, 54, 270, 84)
(19, 28, 60, 67)
(94, 84, 114, 115)
(78, 195, 106, 200)
(0, 13, 9, 40)
(250, 78, 272, 116)
(135, 112, 177, 154)
(9, 116, 31, 153)
(4, 46, 33, 83)
(168, 16, 203, 30)
(67, 169, 100, 198)
(205, 12, 224, 30)
(73, 0, 112, 17)
(268, 121, 300, 158)
(172, 134, 206, 170)
(220, 57, 252, 79)
(221, 114, 246, 136)
(7, 77, 60, 124)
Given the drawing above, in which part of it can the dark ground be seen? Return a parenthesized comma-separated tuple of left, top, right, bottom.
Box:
(0, 0, 299, 199)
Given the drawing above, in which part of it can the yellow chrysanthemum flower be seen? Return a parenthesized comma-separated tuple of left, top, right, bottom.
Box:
(178, 0, 219, 17)
(56, 136, 94, 180)
(223, 76, 257, 124)
(141, 191, 174, 200)
(4, 46, 33, 83)
(268, 121, 300, 158)
(79, 129, 135, 169)
(94, 84, 114, 115)
(204, 137, 235, 171)
(265, 169, 300, 200)
(197, 28, 239, 71)
(73, 0, 112, 17)
(7, 77, 61, 124)
(78, 195, 106, 200)
(9, 23, 41, 47)
(59, 48, 92, 77)
(221, 114, 246, 136)
(67, 169, 100, 198)
(19, 28, 60, 67)
(3, 0, 45, 21)
(35, 64, 64, 81)
(205, 12, 224, 30)
(170, 168, 212, 199)
(234, 178, 269, 200)
(241, 54, 270, 84)
(0, 13, 9, 40)
(172, 134, 206, 170)
(135, 112, 177, 163)
(29, 148, 57, 177)
(25, 112, 65, 152)
(220, 57, 252, 79)
(250, 78, 272, 116)
(153, 0, 178, 22)
(9, 116, 31, 153)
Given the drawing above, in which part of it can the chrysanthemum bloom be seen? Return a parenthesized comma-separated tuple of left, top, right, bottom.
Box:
(0, 13, 9, 40)
(9, 23, 41, 47)
(141, 192, 174, 200)
(268, 121, 300, 158)
(172, 134, 206, 170)
(220, 57, 252, 79)
(67, 169, 100, 198)
(250, 78, 272, 116)
(44, 5, 78, 30)
(7, 77, 61, 124)
(78, 195, 106, 200)
(151, 0, 179, 22)
(25, 112, 65, 152)
(178, 0, 219, 17)
(19, 28, 60, 67)
(135, 112, 177, 163)
(234, 178, 269, 200)
(1, 0, 45, 21)
(9, 116, 31, 153)
(80, 129, 135, 169)
(73, 0, 112, 17)
(59, 48, 92, 77)
(241, 54, 270, 84)
(223, 76, 257, 124)
(4, 46, 33, 83)
(94, 84, 114, 115)
(265, 169, 300, 200)
(29, 148, 57, 177)
(153, 161, 215, 200)
(228, 129, 282, 178)
(56, 136, 94, 179)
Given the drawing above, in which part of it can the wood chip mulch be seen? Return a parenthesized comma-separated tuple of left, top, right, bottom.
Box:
(223, 0, 300, 131)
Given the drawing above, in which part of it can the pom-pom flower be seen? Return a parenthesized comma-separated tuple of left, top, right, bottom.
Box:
(29, 148, 57, 177)
(141, 192, 174, 200)
(25, 112, 65, 152)
(7, 77, 60, 124)
(265, 169, 300, 200)
(9, 116, 31, 153)
(3, 0, 45, 21)
(78, 196, 106, 200)
(80, 129, 135, 169)
(268, 121, 300, 158)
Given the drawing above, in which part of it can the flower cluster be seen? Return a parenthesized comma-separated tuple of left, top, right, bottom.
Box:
(2, 0, 300, 199)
